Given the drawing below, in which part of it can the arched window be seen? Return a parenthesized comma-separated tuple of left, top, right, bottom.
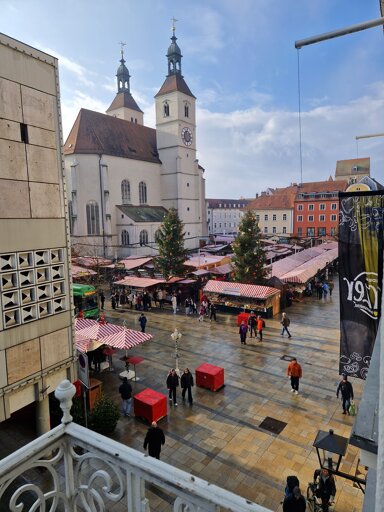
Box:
(154, 229, 161, 243)
(121, 230, 130, 246)
(121, 180, 131, 204)
(139, 230, 148, 246)
(86, 200, 100, 235)
(139, 181, 147, 204)
(163, 101, 170, 117)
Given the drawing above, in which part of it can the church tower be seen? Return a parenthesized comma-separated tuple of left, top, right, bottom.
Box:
(106, 45, 144, 124)
(155, 22, 206, 248)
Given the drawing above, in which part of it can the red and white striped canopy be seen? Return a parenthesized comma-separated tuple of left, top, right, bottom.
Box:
(203, 280, 279, 299)
(100, 329, 152, 350)
(75, 334, 104, 353)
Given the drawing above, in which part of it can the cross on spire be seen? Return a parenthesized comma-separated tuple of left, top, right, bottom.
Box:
(171, 17, 178, 36)
(119, 41, 126, 60)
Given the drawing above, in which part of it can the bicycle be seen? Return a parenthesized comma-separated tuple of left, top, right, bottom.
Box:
(306, 481, 335, 512)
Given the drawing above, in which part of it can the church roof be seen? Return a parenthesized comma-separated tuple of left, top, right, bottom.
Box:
(155, 74, 195, 99)
(106, 91, 143, 113)
(117, 205, 168, 222)
(64, 109, 160, 163)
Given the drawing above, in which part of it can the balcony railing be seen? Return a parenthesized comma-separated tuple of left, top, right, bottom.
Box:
(0, 380, 272, 512)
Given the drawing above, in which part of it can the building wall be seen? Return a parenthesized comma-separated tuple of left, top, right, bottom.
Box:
(207, 201, 249, 235)
(293, 198, 339, 237)
(253, 209, 293, 236)
(0, 34, 75, 421)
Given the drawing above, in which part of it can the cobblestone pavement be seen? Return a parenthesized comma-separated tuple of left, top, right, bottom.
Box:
(0, 279, 365, 511)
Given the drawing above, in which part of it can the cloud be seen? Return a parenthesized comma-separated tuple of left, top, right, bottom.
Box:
(61, 91, 108, 140)
(40, 46, 96, 88)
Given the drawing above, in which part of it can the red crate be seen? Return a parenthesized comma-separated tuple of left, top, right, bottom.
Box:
(195, 363, 225, 392)
(133, 388, 167, 423)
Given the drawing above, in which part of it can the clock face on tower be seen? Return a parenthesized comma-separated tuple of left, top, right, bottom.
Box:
(181, 127, 193, 146)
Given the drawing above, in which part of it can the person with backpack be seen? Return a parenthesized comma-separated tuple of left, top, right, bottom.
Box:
(257, 315, 265, 341)
(281, 312, 292, 338)
(283, 486, 306, 512)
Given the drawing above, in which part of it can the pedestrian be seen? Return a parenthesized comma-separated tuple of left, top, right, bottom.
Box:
(287, 357, 302, 395)
(209, 302, 217, 322)
(118, 376, 132, 417)
(239, 320, 247, 345)
(247, 311, 257, 338)
(115, 292, 120, 308)
(177, 290, 182, 309)
(166, 368, 179, 406)
(139, 313, 147, 333)
(283, 486, 306, 512)
(111, 293, 116, 310)
(172, 293, 177, 314)
(120, 290, 126, 307)
(322, 282, 329, 300)
(336, 374, 354, 415)
(257, 315, 265, 341)
(318, 284, 323, 300)
(181, 367, 194, 405)
(315, 468, 336, 512)
(281, 312, 292, 338)
(328, 279, 334, 297)
(93, 347, 103, 373)
(77, 309, 84, 319)
(100, 291, 105, 310)
(198, 303, 205, 322)
(98, 314, 106, 324)
(143, 421, 165, 460)
(185, 297, 191, 315)
(157, 289, 163, 308)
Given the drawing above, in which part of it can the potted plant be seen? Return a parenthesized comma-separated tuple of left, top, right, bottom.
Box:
(89, 394, 120, 434)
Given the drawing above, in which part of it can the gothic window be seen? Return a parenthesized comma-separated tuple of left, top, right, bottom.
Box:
(86, 200, 100, 235)
(184, 102, 189, 117)
(139, 230, 148, 246)
(139, 181, 147, 204)
(163, 101, 170, 117)
(121, 180, 131, 204)
(121, 230, 130, 246)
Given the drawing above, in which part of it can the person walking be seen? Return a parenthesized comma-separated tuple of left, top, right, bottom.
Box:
(100, 291, 105, 310)
(181, 368, 194, 405)
(143, 421, 165, 460)
(283, 486, 306, 512)
(281, 312, 292, 338)
(185, 297, 191, 315)
(287, 357, 302, 395)
(172, 293, 177, 314)
(139, 313, 147, 333)
(209, 302, 217, 322)
(247, 311, 257, 338)
(328, 279, 334, 297)
(336, 374, 354, 415)
(118, 377, 132, 417)
(198, 303, 205, 322)
(111, 293, 116, 310)
(239, 320, 247, 345)
(315, 468, 336, 512)
(166, 369, 179, 406)
(257, 315, 265, 341)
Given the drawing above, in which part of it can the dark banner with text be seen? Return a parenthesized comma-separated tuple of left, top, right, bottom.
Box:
(338, 191, 384, 379)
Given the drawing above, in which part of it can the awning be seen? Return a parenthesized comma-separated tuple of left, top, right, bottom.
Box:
(72, 256, 112, 268)
(209, 263, 233, 275)
(191, 269, 211, 276)
(119, 257, 153, 270)
(71, 265, 96, 278)
(203, 280, 279, 299)
(114, 276, 165, 288)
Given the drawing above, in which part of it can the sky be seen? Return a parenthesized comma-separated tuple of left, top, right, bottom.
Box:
(2, 0, 383, 198)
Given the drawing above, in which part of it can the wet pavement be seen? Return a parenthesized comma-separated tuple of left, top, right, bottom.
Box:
(0, 279, 365, 511)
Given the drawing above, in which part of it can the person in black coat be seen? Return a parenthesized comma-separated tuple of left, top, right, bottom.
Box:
(166, 369, 179, 406)
(181, 368, 194, 405)
(283, 486, 306, 512)
(316, 469, 336, 512)
(336, 374, 354, 414)
(143, 421, 165, 459)
(139, 313, 147, 333)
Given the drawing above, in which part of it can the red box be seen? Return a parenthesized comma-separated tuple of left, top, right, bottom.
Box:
(195, 363, 224, 392)
(133, 388, 167, 423)
(237, 313, 250, 326)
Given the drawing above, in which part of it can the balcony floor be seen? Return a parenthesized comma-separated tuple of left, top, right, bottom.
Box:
(0, 278, 364, 511)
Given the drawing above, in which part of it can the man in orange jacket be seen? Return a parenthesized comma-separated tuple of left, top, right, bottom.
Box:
(287, 358, 302, 395)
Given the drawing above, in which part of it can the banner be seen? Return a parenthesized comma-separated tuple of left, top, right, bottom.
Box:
(339, 191, 384, 379)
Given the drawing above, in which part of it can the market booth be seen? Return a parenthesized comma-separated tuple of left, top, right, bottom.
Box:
(203, 280, 280, 318)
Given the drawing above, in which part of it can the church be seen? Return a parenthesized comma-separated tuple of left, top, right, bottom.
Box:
(64, 28, 207, 258)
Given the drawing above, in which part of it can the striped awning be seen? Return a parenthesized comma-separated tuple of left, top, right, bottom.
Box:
(75, 334, 104, 353)
(101, 329, 152, 350)
(114, 277, 165, 288)
(203, 280, 279, 299)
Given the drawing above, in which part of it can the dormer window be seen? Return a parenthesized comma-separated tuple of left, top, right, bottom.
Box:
(163, 101, 170, 117)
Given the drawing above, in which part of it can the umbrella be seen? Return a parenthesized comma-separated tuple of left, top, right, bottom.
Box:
(101, 329, 152, 351)
(75, 334, 104, 353)
(75, 319, 124, 340)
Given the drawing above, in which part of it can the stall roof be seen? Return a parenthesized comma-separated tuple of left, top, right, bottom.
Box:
(275, 248, 338, 284)
(72, 256, 112, 268)
(191, 269, 211, 276)
(71, 265, 96, 278)
(120, 257, 153, 270)
(184, 254, 227, 268)
(114, 276, 164, 288)
(203, 280, 279, 299)
(209, 263, 233, 275)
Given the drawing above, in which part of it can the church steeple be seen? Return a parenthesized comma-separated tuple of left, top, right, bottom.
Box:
(116, 42, 131, 93)
(167, 17, 182, 76)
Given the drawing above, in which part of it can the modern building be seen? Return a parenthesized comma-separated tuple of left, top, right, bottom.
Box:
(293, 179, 348, 238)
(206, 199, 251, 235)
(0, 34, 75, 432)
(64, 29, 207, 258)
(334, 157, 370, 182)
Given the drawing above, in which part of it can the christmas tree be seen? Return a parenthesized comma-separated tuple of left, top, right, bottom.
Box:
(155, 208, 188, 280)
(232, 210, 268, 284)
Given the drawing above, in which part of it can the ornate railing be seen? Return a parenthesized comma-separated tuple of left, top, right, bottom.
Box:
(0, 380, 271, 512)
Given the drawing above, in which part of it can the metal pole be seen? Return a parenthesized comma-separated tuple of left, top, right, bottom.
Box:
(82, 384, 88, 428)
(295, 17, 384, 49)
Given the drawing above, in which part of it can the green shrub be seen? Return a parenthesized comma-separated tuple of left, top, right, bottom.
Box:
(89, 394, 120, 434)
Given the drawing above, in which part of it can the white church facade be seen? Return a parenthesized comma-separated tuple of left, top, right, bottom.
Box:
(64, 29, 207, 258)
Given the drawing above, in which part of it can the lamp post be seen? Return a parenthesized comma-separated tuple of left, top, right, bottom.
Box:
(171, 328, 182, 377)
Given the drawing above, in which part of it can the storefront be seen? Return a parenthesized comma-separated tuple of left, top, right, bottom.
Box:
(203, 280, 280, 318)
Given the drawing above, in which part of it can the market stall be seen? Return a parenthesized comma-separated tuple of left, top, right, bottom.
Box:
(203, 280, 280, 318)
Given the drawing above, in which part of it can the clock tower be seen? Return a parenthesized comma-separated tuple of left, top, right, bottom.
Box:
(155, 24, 206, 248)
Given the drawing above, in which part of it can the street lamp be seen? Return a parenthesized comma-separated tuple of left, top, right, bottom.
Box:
(171, 328, 182, 376)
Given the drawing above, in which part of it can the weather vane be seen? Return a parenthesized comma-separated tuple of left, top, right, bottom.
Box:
(119, 41, 126, 59)
(171, 17, 178, 36)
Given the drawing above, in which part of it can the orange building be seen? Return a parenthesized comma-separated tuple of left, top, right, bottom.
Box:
(293, 178, 348, 238)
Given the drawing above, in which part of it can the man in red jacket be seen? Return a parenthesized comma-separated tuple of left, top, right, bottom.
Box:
(287, 358, 302, 395)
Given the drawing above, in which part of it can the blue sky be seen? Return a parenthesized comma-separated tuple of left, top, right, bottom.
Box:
(2, 0, 383, 197)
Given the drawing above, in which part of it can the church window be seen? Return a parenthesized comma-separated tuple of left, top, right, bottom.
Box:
(139, 230, 148, 246)
(184, 103, 189, 118)
(86, 200, 100, 235)
(154, 229, 161, 243)
(163, 102, 170, 117)
(139, 181, 147, 204)
(121, 180, 131, 204)
(121, 230, 130, 246)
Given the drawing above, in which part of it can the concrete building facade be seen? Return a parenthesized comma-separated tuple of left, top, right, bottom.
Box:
(206, 199, 251, 235)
